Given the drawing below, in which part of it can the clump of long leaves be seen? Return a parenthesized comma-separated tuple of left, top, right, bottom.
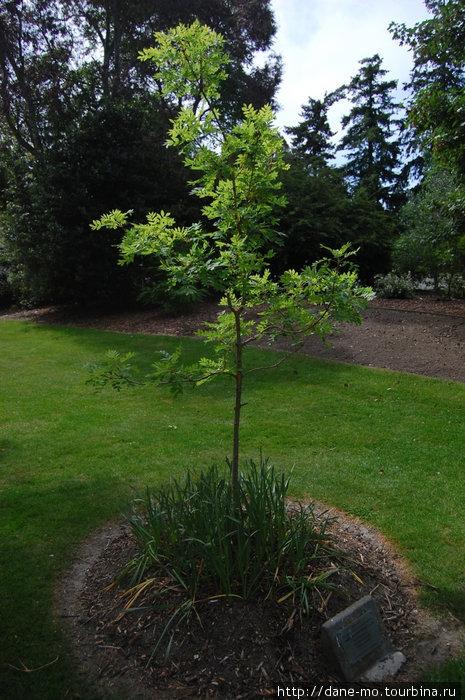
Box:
(116, 458, 339, 654)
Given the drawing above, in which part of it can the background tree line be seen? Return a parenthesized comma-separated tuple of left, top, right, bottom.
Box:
(0, 0, 464, 308)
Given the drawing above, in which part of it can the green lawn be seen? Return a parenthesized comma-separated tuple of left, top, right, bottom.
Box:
(1, 319, 464, 696)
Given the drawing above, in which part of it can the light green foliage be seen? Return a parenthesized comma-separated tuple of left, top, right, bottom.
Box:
(91, 22, 373, 488)
(85, 350, 138, 391)
(138, 21, 229, 105)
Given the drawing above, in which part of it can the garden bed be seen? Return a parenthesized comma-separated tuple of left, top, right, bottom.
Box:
(56, 505, 463, 698)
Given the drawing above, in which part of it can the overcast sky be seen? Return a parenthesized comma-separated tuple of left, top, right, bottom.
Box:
(268, 0, 431, 137)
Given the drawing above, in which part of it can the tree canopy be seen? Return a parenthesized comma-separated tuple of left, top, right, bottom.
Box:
(390, 0, 465, 177)
(1, 1, 465, 307)
(0, 0, 281, 306)
(338, 54, 403, 209)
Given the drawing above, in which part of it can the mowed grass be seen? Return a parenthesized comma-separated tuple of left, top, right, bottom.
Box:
(1, 318, 464, 696)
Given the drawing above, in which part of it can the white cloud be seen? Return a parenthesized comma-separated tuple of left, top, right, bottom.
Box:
(269, 0, 431, 134)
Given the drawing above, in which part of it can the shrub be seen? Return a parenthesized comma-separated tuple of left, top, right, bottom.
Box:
(374, 271, 416, 299)
(448, 275, 465, 298)
(0, 264, 13, 309)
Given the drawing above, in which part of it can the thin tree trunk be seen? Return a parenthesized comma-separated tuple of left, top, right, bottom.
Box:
(232, 368, 242, 506)
(231, 305, 243, 507)
(111, 0, 122, 96)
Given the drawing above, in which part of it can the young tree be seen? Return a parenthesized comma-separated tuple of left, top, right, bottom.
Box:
(90, 21, 373, 502)
(338, 54, 403, 209)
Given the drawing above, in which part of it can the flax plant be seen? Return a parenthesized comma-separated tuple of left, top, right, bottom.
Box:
(116, 458, 340, 657)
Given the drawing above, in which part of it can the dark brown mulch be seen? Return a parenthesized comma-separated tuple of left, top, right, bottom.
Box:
(56, 507, 464, 699)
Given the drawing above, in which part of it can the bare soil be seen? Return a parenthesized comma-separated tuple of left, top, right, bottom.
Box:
(5, 295, 465, 382)
(4, 297, 465, 696)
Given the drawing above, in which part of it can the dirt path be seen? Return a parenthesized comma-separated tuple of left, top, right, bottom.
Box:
(3, 297, 465, 383)
(291, 304, 465, 383)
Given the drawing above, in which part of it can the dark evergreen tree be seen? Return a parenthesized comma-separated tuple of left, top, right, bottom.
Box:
(390, 0, 465, 180)
(338, 54, 403, 210)
(275, 152, 349, 274)
(285, 91, 340, 172)
(278, 86, 396, 283)
(277, 154, 396, 283)
(0, 0, 281, 306)
(276, 93, 345, 272)
(2, 99, 197, 306)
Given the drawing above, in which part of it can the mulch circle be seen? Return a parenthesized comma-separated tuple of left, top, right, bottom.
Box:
(56, 504, 464, 699)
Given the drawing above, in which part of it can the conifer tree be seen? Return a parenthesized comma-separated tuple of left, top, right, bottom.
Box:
(285, 92, 340, 172)
(338, 54, 403, 209)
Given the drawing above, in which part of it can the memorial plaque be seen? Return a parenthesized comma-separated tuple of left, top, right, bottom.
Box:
(321, 595, 394, 681)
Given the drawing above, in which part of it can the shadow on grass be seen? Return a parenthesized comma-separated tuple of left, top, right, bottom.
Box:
(0, 474, 129, 699)
(5, 318, 368, 391)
